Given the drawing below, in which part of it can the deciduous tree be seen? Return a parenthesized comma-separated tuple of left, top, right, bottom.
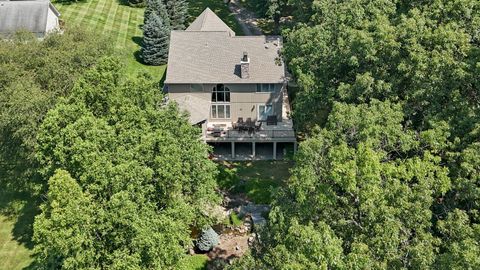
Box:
(34, 57, 219, 268)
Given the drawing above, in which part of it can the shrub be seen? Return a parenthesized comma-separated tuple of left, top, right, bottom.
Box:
(196, 227, 219, 252)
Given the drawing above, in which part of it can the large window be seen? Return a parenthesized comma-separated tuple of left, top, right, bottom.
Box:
(256, 84, 276, 93)
(211, 104, 231, 119)
(212, 84, 230, 102)
(258, 104, 274, 120)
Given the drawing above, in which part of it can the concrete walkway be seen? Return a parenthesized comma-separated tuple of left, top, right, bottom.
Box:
(227, 0, 263, 36)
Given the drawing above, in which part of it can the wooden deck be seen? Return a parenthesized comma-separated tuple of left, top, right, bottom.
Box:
(204, 119, 296, 142)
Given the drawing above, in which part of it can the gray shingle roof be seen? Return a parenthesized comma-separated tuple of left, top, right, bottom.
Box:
(0, 0, 60, 35)
(172, 94, 210, 124)
(186, 7, 235, 37)
(165, 8, 286, 84)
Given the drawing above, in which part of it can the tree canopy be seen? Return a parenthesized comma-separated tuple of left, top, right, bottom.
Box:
(230, 0, 480, 269)
(0, 29, 112, 193)
(33, 57, 220, 268)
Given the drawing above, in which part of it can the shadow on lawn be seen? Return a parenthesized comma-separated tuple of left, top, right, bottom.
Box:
(0, 162, 42, 251)
(132, 36, 142, 47)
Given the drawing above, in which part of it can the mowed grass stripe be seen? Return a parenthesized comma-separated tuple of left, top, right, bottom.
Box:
(93, 0, 109, 33)
(72, 0, 95, 25)
(134, 11, 143, 37)
(103, 0, 119, 33)
(126, 10, 141, 50)
(115, 8, 129, 48)
(84, 0, 104, 30)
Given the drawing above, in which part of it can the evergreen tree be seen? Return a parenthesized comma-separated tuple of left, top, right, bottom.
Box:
(127, 0, 145, 8)
(141, 12, 170, 65)
(164, 0, 188, 30)
(144, 0, 170, 25)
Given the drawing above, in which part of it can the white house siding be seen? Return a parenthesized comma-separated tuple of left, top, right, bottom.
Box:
(45, 6, 59, 33)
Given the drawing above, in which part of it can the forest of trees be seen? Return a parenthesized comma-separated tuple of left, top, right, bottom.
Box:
(228, 0, 480, 269)
(1, 0, 480, 269)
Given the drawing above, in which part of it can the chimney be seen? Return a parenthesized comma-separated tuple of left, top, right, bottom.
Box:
(240, 52, 250, 79)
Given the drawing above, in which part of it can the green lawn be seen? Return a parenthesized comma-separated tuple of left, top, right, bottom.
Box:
(218, 160, 293, 204)
(56, 0, 243, 81)
(0, 178, 38, 270)
(0, 217, 33, 270)
(56, 0, 166, 80)
(178, 254, 209, 270)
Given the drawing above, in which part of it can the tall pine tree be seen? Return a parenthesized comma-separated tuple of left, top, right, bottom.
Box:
(144, 0, 170, 25)
(164, 0, 188, 30)
(142, 10, 170, 65)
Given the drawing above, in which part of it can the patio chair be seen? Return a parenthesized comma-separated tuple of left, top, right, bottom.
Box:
(237, 117, 244, 124)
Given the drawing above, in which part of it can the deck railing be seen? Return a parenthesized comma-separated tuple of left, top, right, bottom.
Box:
(206, 128, 295, 139)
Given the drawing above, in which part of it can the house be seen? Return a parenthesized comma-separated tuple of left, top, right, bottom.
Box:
(164, 8, 296, 160)
(0, 0, 60, 38)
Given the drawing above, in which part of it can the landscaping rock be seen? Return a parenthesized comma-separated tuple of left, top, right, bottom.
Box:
(251, 213, 267, 228)
(236, 203, 270, 217)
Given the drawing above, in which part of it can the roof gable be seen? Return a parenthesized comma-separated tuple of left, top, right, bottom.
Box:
(186, 7, 235, 37)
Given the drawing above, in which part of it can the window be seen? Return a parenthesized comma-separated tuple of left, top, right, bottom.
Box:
(212, 84, 230, 102)
(256, 84, 276, 93)
(211, 104, 231, 119)
(258, 104, 274, 120)
(190, 84, 203, 92)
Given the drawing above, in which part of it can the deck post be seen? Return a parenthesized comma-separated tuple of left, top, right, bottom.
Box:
(252, 142, 256, 159)
(294, 141, 298, 153)
(273, 142, 277, 160)
(231, 142, 235, 159)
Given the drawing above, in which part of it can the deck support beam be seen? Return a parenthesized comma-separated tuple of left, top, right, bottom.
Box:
(273, 142, 277, 160)
(252, 142, 256, 159)
(231, 142, 235, 159)
(294, 141, 297, 154)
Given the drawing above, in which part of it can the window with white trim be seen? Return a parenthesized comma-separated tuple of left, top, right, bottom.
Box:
(211, 104, 231, 119)
(256, 84, 276, 92)
(258, 104, 273, 121)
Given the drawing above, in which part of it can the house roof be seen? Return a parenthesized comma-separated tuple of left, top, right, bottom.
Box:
(165, 8, 286, 84)
(186, 7, 235, 37)
(172, 94, 210, 124)
(0, 0, 60, 35)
